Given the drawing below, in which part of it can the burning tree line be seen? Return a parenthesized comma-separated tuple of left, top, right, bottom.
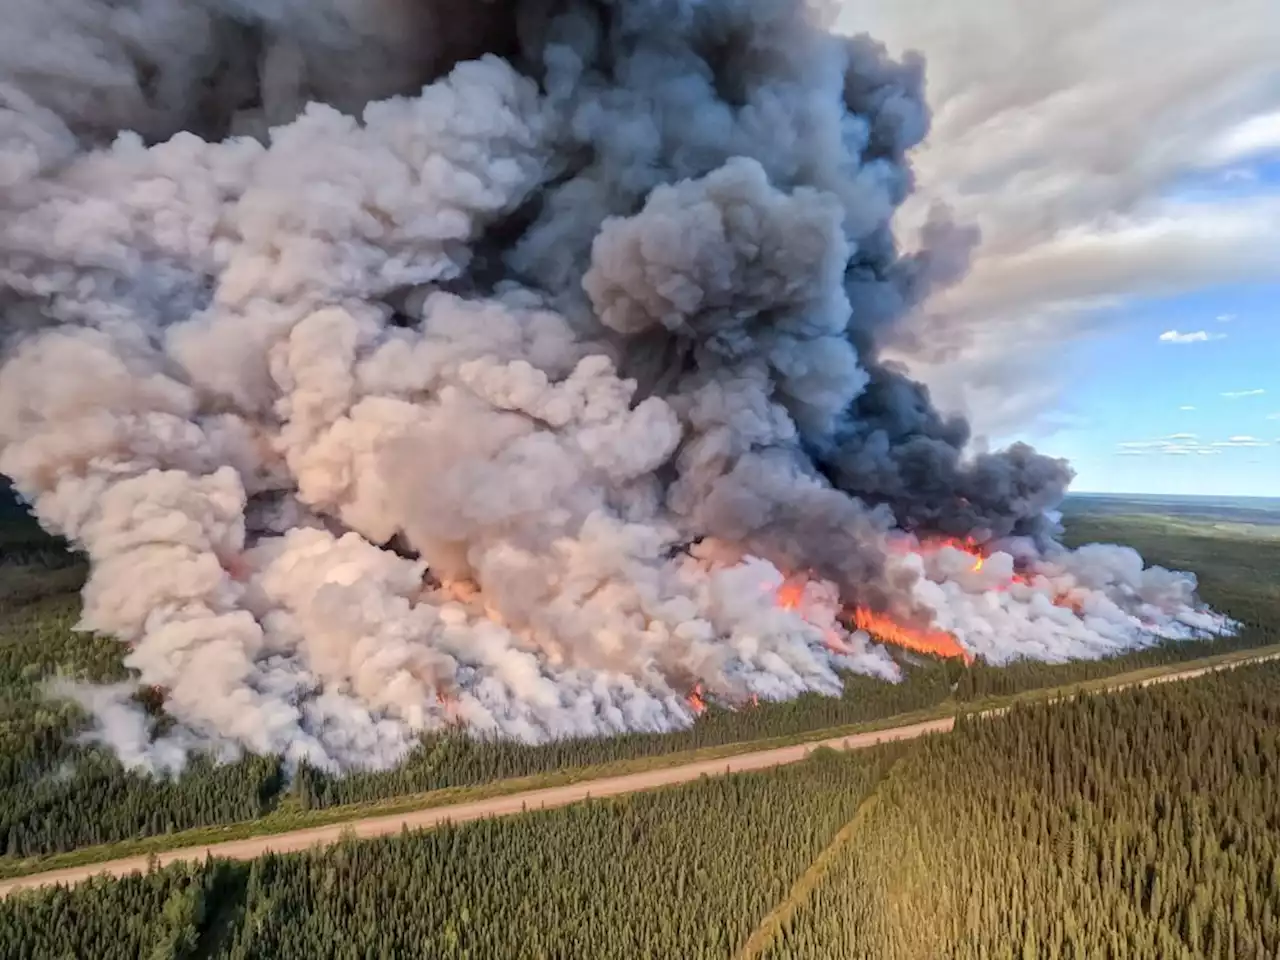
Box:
(0, 545, 1268, 864)
(0, 505, 1270, 864)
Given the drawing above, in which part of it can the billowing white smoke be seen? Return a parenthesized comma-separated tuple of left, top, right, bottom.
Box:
(0, 0, 1231, 771)
(900, 539, 1231, 664)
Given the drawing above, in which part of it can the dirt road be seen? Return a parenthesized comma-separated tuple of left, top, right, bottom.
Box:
(2, 649, 1274, 898)
(0, 717, 952, 898)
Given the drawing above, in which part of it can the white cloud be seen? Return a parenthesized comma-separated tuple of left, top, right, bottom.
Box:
(1222, 389, 1267, 398)
(1203, 111, 1280, 166)
(839, 0, 1280, 436)
(1159, 329, 1226, 343)
(1114, 432, 1271, 456)
(1179, 405, 1197, 411)
(1213, 436, 1270, 448)
(1216, 313, 1236, 322)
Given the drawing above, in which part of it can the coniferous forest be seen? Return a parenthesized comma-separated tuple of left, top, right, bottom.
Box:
(0, 493, 1276, 865)
(762, 662, 1280, 960)
(0, 498, 1277, 956)
(4, 658, 1280, 958)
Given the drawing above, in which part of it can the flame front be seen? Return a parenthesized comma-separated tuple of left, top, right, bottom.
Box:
(775, 579, 806, 610)
(686, 683, 707, 716)
(918, 536, 1043, 590)
(925, 536, 987, 573)
(848, 607, 973, 665)
(770, 569, 973, 665)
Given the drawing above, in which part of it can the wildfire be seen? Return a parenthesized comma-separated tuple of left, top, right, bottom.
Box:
(770, 567, 973, 664)
(926, 536, 987, 573)
(917, 536, 1045, 591)
(775, 579, 806, 610)
(686, 683, 707, 716)
(1053, 591, 1087, 616)
(758, 536, 1091, 672)
(848, 607, 974, 665)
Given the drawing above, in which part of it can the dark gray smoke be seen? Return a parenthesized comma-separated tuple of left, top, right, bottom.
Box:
(0, 0, 1227, 771)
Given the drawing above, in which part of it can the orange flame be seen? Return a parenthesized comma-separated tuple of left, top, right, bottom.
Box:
(1053, 592, 1087, 616)
(849, 607, 973, 664)
(686, 683, 707, 716)
(759, 537, 1090, 671)
(925, 535, 981, 554)
(822, 628, 852, 654)
(919, 536, 1047, 591)
(929, 537, 986, 573)
(775, 578, 808, 611)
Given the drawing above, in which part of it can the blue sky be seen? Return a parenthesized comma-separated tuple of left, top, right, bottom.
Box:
(1022, 281, 1279, 497)
(1003, 157, 1280, 497)
(841, 2, 1280, 500)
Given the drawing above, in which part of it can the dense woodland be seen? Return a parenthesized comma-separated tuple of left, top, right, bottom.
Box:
(5, 659, 1280, 958)
(762, 661, 1280, 959)
(0, 488, 1276, 862)
(0, 747, 902, 958)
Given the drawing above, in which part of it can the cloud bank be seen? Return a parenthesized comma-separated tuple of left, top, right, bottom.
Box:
(839, 0, 1280, 436)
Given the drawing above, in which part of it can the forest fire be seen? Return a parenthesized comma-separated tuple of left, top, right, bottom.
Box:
(775, 580, 806, 611)
(848, 608, 974, 664)
(917, 536, 1041, 591)
(918, 536, 987, 574)
(770, 568, 972, 664)
(2, 0, 1231, 774)
(435, 689, 460, 717)
(686, 683, 707, 716)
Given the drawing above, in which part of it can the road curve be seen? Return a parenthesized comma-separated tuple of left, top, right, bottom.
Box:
(2, 650, 1275, 898)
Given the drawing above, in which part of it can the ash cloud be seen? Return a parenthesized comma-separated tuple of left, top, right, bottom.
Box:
(0, 0, 1230, 771)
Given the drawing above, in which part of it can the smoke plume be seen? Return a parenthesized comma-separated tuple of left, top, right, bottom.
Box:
(0, 0, 1231, 771)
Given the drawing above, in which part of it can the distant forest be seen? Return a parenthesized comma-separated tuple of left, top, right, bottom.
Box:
(1062, 492, 1280, 527)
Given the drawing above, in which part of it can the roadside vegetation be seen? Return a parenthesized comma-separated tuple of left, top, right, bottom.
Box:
(6, 659, 1280, 959)
(0, 746, 904, 959)
(0, 485, 1276, 873)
